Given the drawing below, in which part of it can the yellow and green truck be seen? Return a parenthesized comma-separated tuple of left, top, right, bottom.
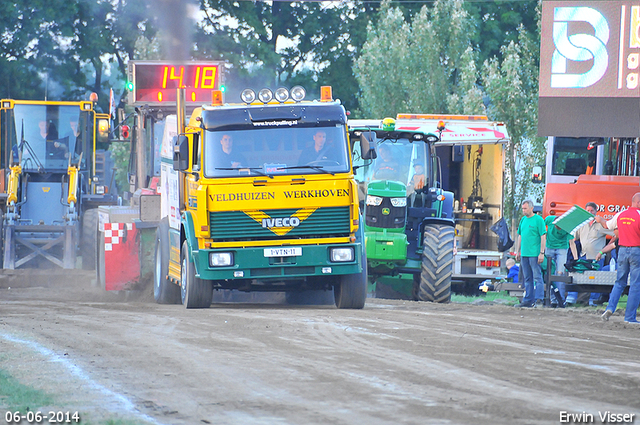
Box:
(153, 86, 369, 308)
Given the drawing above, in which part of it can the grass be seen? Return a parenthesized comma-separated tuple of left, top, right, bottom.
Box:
(452, 290, 630, 310)
(452, 290, 520, 305)
(0, 368, 151, 425)
(0, 369, 55, 412)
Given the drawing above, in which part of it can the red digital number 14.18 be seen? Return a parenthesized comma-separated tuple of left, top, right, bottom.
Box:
(162, 66, 217, 89)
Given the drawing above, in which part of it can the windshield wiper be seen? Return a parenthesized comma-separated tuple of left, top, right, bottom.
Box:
(215, 167, 273, 178)
(282, 165, 334, 175)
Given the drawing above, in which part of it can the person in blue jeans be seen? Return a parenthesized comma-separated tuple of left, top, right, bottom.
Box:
(544, 215, 579, 304)
(602, 193, 640, 323)
(515, 200, 546, 308)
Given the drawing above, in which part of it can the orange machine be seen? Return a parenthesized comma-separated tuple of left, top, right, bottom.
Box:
(541, 137, 639, 220)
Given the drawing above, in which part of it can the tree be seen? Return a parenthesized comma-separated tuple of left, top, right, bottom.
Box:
(481, 23, 544, 229)
(0, 0, 156, 112)
(195, 1, 377, 110)
(464, 1, 539, 65)
(354, 0, 482, 118)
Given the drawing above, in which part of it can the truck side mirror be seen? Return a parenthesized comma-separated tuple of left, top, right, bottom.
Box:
(531, 165, 543, 183)
(360, 131, 377, 160)
(173, 135, 189, 171)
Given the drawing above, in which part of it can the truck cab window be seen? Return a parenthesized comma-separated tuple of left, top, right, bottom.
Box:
(551, 137, 599, 176)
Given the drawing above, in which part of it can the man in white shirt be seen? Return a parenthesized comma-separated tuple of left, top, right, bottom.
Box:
(566, 202, 614, 305)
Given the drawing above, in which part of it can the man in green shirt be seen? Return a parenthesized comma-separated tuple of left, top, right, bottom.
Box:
(544, 215, 579, 305)
(515, 200, 547, 307)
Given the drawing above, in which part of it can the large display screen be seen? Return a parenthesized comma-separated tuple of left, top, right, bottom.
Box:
(538, 2, 640, 137)
(128, 61, 224, 105)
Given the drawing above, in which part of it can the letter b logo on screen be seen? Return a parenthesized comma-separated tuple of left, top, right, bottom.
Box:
(551, 7, 609, 88)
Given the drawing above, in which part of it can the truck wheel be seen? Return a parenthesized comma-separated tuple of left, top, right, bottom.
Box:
(334, 251, 367, 309)
(418, 223, 454, 303)
(81, 208, 99, 270)
(180, 241, 212, 309)
(153, 218, 180, 304)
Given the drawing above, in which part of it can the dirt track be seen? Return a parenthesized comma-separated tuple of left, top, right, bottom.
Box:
(1, 275, 640, 425)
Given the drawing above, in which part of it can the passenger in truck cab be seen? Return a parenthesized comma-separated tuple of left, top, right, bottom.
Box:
(298, 130, 333, 165)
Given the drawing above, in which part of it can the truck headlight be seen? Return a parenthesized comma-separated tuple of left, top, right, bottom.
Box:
(209, 252, 233, 267)
(390, 197, 406, 207)
(330, 247, 354, 262)
(366, 195, 383, 206)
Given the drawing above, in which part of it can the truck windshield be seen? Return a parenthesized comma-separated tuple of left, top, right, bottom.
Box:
(366, 139, 428, 190)
(8, 104, 90, 171)
(203, 125, 350, 177)
(551, 137, 598, 176)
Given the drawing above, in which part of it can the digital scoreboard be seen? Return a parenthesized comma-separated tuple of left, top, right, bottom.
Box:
(127, 61, 224, 105)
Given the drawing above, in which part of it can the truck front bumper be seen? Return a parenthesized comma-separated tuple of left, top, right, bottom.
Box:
(195, 243, 362, 281)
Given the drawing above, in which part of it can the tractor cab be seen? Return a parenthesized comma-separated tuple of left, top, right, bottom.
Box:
(0, 99, 111, 269)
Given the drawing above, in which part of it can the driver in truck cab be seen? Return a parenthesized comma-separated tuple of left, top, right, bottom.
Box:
(215, 134, 245, 169)
(298, 130, 332, 164)
(373, 144, 401, 181)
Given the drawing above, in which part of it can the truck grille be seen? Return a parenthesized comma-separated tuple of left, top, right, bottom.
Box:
(209, 206, 350, 242)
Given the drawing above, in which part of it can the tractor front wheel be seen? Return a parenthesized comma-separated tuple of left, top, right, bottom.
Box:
(418, 223, 454, 303)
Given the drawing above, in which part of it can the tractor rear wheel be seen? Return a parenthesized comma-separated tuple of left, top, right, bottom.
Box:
(153, 218, 181, 304)
(418, 223, 454, 303)
(181, 241, 212, 309)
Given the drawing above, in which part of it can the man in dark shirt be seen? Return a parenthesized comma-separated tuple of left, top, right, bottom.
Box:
(216, 134, 245, 168)
(298, 130, 333, 164)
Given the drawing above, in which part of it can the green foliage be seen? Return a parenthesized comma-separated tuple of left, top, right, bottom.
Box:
(109, 142, 131, 196)
(356, 0, 544, 233)
(481, 21, 545, 226)
(354, 0, 483, 118)
(0, 0, 156, 111)
(196, 1, 378, 110)
(464, 1, 539, 65)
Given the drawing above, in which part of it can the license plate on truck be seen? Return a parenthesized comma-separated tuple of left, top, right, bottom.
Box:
(264, 247, 302, 257)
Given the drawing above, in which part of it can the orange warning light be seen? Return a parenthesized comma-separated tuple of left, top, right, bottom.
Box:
(320, 86, 332, 102)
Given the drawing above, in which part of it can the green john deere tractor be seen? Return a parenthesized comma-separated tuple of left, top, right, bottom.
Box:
(349, 118, 455, 302)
